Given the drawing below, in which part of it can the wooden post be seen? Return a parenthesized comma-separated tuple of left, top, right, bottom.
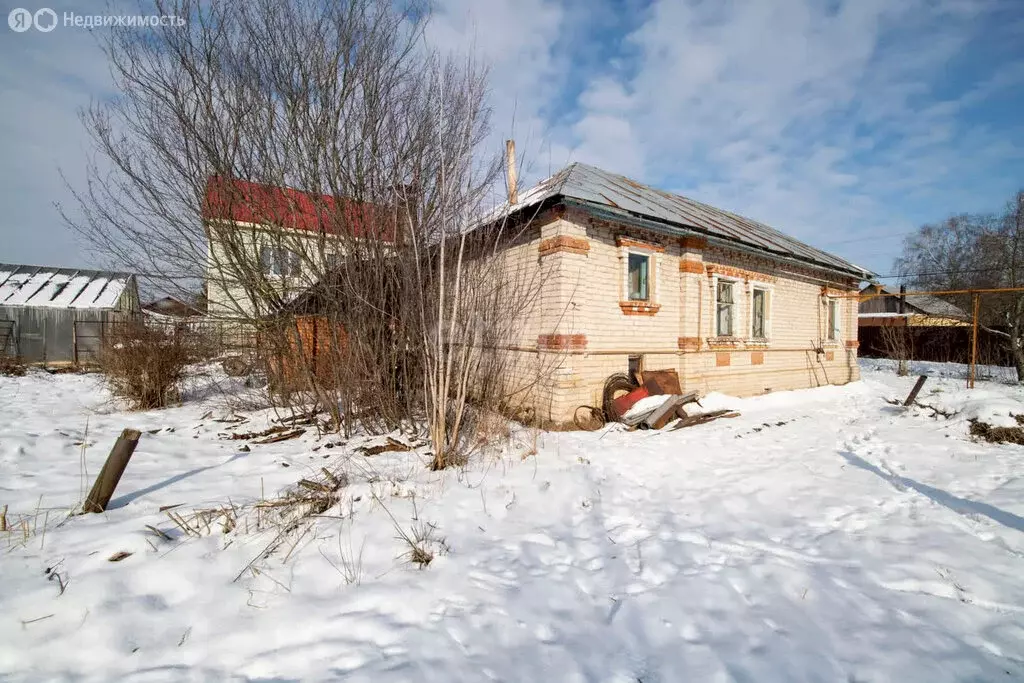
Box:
(903, 375, 928, 406)
(82, 429, 142, 513)
(897, 284, 909, 376)
(969, 292, 980, 389)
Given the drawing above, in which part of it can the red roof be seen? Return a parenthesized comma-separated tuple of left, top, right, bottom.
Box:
(202, 176, 393, 240)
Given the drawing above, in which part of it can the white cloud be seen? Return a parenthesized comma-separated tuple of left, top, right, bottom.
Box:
(425, 0, 576, 194)
(1, 0, 1021, 277)
(551, 0, 1024, 273)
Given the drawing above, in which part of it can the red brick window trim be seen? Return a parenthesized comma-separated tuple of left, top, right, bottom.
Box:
(619, 301, 661, 316)
(707, 336, 742, 350)
(705, 263, 777, 284)
(616, 235, 665, 252)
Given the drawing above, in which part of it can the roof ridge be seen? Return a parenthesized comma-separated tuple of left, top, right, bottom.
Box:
(0, 262, 135, 278)
(566, 163, 806, 239)
(533, 162, 871, 278)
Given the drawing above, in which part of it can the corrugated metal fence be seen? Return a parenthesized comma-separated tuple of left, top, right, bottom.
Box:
(0, 307, 131, 364)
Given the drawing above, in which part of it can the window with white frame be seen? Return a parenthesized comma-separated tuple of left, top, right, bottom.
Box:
(716, 279, 736, 336)
(260, 246, 301, 277)
(627, 253, 650, 301)
(827, 298, 840, 341)
(751, 287, 768, 338)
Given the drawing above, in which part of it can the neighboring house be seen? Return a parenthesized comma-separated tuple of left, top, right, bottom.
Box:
(142, 295, 204, 319)
(858, 284, 969, 327)
(857, 284, 993, 363)
(480, 163, 873, 422)
(0, 263, 139, 364)
(201, 176, 388, 320)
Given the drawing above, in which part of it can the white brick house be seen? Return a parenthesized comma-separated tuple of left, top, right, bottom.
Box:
(485, 163, 873, 423)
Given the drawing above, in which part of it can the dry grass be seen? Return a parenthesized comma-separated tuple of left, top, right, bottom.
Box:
(399, 520, 447, 568)
(1, 500, 68, 552)
(99, 323, 190, 409)
(0, 355, 26, 377)
(969, 415, 1024, 444)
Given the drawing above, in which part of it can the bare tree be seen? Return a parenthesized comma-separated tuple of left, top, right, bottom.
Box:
(895, 190, 1024, 381)
(878, 322, 915, 374)
(63, 0, 551, 464)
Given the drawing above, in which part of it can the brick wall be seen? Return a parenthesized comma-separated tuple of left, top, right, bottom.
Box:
(498, 206, 863, 422)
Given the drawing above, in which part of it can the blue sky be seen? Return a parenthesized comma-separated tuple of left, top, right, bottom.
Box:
(1, 0, 1022, 280)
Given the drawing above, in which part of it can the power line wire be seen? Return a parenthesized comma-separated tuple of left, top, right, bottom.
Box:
(814, 229, 916, 248)
(871, 265, 1017, 280)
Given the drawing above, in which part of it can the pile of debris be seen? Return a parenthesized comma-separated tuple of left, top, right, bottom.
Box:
(577, 369, 739, 431)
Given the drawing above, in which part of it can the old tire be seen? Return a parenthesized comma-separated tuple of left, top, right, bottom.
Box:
(602, 373, 638, 422)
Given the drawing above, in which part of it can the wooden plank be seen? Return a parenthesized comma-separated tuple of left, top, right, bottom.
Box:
(251, 428, 305, 444)
(646, 395, 686, 429)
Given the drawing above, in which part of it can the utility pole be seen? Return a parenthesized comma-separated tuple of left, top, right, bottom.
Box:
(969, 292, 980, 389)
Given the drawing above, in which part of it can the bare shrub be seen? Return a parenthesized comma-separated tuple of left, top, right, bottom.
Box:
(99, 322, 189, 409)
(879, 323, 914, 375)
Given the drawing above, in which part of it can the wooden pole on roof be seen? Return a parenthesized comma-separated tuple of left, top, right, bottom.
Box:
(969, 292, 980, 389)
(505, 139, 518, 205)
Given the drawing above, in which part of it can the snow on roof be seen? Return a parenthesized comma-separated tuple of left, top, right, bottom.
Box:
(0, 264, 134, 309)
(480, 163, 874, 279)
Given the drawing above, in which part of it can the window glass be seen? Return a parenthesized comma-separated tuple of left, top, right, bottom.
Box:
(628, 253, 649, 301)
(827, 299, 839, 340)
(752, 289, 766, 338)
(717, 280, 734, 336)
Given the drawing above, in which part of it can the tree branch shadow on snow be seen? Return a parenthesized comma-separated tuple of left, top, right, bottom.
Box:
(107, 451, 250, 509)
(837, 449, 1024, 534)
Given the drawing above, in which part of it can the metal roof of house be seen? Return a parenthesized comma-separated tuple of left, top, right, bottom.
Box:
(0, 264, 134, 309)
(487, 163, 873, 279)
(859, 285, 969, 320)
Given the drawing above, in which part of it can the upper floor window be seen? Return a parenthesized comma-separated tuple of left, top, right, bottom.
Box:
(260, 246, 301, 277)
(716, 280, 735, 336)
(751, 288, 767, 338)
(324, 252, 342, 273)
(827, 298, 840, 340)
(628, 253, 649, 301)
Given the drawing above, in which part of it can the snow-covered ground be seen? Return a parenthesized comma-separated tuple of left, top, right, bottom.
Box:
(2, 363, 1024, 681)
